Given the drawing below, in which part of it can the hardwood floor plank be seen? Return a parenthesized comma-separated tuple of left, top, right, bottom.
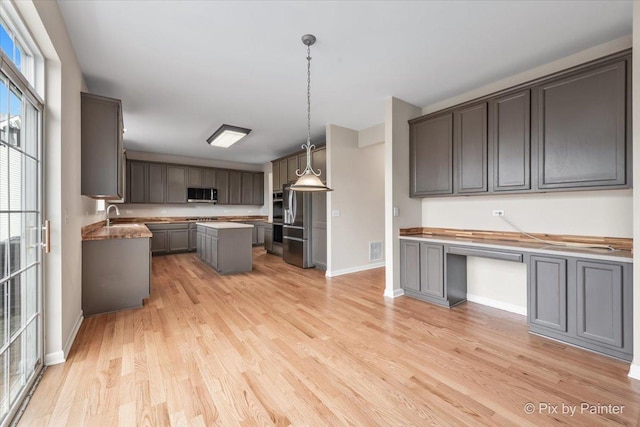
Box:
(18, 249, 640, 426)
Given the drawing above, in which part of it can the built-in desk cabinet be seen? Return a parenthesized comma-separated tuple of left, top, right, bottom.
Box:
(399, 237, 633, 361)
(409, 50, 631, 198)
(399, 240, 463, 307)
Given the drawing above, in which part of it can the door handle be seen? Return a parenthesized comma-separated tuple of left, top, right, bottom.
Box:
(42, 220, 50, 254)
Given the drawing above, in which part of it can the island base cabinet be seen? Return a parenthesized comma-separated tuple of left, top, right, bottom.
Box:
(527, 255, 633, 361)
(198, 225, 252, 274)
(82, 238, 151, 316)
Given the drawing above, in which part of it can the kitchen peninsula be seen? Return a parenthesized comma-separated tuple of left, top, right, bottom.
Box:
(196, 222, 254, 274)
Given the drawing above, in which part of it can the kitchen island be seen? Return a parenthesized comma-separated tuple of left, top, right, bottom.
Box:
(196, 222, 254, 274)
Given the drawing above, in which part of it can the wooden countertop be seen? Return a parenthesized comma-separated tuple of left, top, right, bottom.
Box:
(400, 233, 633, 263)
(82, 215, 267, 241)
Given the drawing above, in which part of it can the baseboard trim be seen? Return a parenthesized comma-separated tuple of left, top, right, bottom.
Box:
(383, 288, 404, 298)
(629, 363, 640, 380)
(45, 311, 83, 366)
(44, 351, 65, 366)
(325, 262, 385, 277)
(466, 293, 526, 316)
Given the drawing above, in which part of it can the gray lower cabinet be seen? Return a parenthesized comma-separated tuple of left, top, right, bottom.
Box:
(189, 224, 197, 251)
(455, 103, 487, 194)
(166, 166, 187, 203)
(150, 230, 167, 254)
(264, 224, 273, 252)
(527, 254, 632, 361)
(243, 221, 266, 245)
(399, 241, 455, 307)
(528, 256, 567, 332)
(410, 113, 453, 196)
(147, 223, 192, 254)
(82, 237, 151, 316)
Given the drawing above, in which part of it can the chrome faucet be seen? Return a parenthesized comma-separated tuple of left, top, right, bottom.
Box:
(106, 204, 120, 227)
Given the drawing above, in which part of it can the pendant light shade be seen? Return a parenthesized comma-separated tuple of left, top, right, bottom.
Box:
(291, 34, 333, 192)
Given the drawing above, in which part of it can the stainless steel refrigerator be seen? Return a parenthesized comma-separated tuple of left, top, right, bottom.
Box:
(283, 184, 313, 268)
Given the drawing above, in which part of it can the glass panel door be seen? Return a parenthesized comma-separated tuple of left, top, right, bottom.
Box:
(0, 70, 42, 425)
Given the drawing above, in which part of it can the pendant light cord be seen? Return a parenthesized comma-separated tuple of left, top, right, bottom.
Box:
(307, 43, 312, 149)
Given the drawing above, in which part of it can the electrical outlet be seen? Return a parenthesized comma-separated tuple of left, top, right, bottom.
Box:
(492, 209, 505, 217)
(125, 210, 133, 214)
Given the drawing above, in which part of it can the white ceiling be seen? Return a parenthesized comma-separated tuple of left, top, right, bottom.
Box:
(56, 0, 632, 165)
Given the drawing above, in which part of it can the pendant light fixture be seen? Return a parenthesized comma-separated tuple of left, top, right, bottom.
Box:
(290, 34, 333, 192)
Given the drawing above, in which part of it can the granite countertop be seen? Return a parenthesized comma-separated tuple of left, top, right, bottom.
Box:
(82, 223, 152, 241)
(399, 234, 633, 263)
(82, 215, 267, 241)
(196, 221, 254, 229)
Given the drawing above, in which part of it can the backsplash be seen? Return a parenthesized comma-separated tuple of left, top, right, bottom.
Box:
(94, 203, 268, 221)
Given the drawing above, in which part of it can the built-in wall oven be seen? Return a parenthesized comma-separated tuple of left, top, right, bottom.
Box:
(272, 191, 284, 248)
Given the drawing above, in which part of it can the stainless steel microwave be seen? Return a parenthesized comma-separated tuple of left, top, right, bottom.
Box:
(187, 187, 217, 203)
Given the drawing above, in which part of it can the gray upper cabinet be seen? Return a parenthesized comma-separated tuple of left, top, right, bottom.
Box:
(128, 161, 148, 203)
(491, 90, 531, 192)
(229, 171, 242, 204)
(148, 163, 166, 204)
(528, 255, 567, 332)
(576, 260, 623, 348)
(287, 156, 299, 184)
(410, 113, 453, 196)
(253, 173, 264, 205)
(455, 103, 487, 194)
(409, 51, 630, 198)
(535, 60, 628, 189)
(272, 162, 281, 193)
(217, 170, 229, 204)
(166, 165, 187, 203)
(81, 92, 124, 199)
(312, 146, 326, 183)
(241, 172, 254, 205)
(279, 160, 288, 190)
(188, 167, 203, 187)
(203, 168, 216, 187)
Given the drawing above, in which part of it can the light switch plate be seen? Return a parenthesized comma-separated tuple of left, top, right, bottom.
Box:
(332, 209, 341, 217)
(393, 207, 399, 217)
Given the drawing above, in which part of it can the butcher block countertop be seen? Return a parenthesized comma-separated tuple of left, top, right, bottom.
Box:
(82, 216, 267, 241)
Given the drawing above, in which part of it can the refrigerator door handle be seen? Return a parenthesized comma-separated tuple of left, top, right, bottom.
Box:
(291, 190, 297, 223)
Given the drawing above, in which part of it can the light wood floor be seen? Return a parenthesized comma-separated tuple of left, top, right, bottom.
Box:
(18, 248, 640, 426)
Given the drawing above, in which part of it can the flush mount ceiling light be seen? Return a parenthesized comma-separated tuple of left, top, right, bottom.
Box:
(207, 124, 251, 148)
(291, 34, 333, 192)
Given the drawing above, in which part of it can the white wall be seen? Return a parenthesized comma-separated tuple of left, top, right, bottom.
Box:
(630, 2, 640, 381)
(15, 1, 89, 364)
(419, 37, 633, 315)
(384, 97, 422, 297)
(326, 124, 385, 276)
